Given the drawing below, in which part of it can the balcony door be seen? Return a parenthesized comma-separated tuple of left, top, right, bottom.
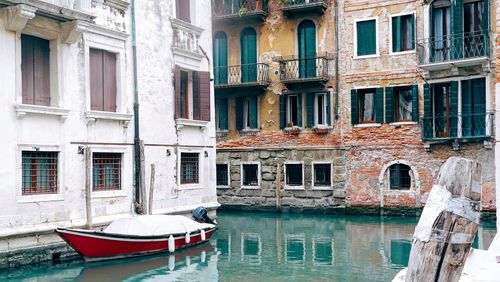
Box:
(464, 0, 486, 58)
(298, 20, 316, 78)
(431, 1, 451, 62)
(462, 78, 486, 137)
(432, 83, 451, 138)
(241, 27, 257, 83)
(214, 31, 228, 85)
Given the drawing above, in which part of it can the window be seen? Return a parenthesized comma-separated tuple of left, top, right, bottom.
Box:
(389, 164, 411, 190)
(93, 153, 121, 191)
(394, 87, 413, 122)
(180, 153, 199, 184)
(285, 163, 303, 187)
(432, 83, 451, 137)
(90, 48, 117, 112)
(431, 1, 451, 62)
(217, 164, 229, 186)
(175, 67, 211, 121)
(298, 20, 317, 78)
(356, 19, 377, 56)
(461, 78, 486, 137)
(216, 98, 229, 130)
(286, 95, 301, 127)
(464, 1, 484, 34)
(360, 89, 376, 123)
(21, 35, 50, 106)
(240, 96, 258, 130)
(176, 0, 191, 23)
(392, 14, 415, 52)
(242, 164, 259, 187)
(314, 163, 331, 187)
(22, 151, 58, 195)
(315, 93, 328, 126)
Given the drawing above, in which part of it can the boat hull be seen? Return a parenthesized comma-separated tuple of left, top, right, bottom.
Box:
(56, 227, 216, 262)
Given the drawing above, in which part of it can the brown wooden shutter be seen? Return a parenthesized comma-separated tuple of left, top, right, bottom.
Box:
(192, 71, 201, 120)
(174, 65, 181, 119)
(34, 37, 50, 106)
(90, 48, 104, 111)
(103, 51, 117, 112)
(21, 35, 50, 106)
(176, 0, 191, 23)
(198, 71, 211, 121)
(21, 35, 34, 105)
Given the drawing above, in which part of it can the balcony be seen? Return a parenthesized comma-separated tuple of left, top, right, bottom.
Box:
(212, 0, 268, 24)
(421, 113, 493, 143)
(281, 0, 328, 18)
(277, 54, 330, 88)
(214, 63, 270, 94)
(417, 31, 490, 76)
(171, 18, 204, 61)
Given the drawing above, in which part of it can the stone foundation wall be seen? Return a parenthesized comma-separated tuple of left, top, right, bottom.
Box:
(217, 148, 348, 209)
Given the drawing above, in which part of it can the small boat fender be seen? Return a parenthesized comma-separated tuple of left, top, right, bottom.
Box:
(168, 235, 175, 252)
(185, 232, 191, 244)
(201, 229, 206, 241)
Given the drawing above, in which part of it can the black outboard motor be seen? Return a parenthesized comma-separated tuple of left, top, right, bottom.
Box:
(192, 206, 216, 224)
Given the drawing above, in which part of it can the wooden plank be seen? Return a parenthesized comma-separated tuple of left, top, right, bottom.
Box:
(405, 157, 481, 282)
(148, 164, 155, 215)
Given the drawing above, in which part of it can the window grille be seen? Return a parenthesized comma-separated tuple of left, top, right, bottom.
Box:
(93, 153, 121, 191)
(22, 151, 58, 195)
(217, 164, 229, 186)
(390, 164, 411, 190)
(314, 164, 331, 186)
(181, 153, 199, 184)
(286, 164, 303, 186)
(242, 164, 259, 186)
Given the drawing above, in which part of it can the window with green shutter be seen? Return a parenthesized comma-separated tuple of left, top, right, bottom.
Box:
(241, 27, 257, 83)
(242, 96, 258, 130)
(213, 31, 228, 85)
(286, 94, 302, 127)
(356, 19, 377, 56)
(216, 98, 229, 130)
(391, 14, 415, 53)
(298, 20, 317, 78)
(461, 78, 486, 138)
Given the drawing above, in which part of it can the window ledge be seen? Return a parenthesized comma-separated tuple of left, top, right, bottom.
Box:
(217, 185, 231, 189)
(389, 121, 418, 126)
(14, 104, 70, 121)
(176, 119, 208, 129)
(311, 186, 332, 191)
(86, 111, 132, 127)
(92, 190, 128, 199)
(178, 184, 203, 190)
(284, 127, 304, 131)
(389, 50, 416, 56)
(353, 54, 380, 60)
(17, 193, 64, 203)
(241, 186, 260, 190)
(217, 129, 230, 133)
(354, 123, 382, 128)
(284, 186, 305, 190)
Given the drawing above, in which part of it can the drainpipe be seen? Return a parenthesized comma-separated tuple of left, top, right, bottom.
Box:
(131, 0, 142, 214)
(334, 0, 340, 120)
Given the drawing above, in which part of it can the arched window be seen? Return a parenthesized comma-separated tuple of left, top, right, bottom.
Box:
(240, 27, 257, 82)
(213, 31, 228, 85)
(389, 164, 412, 190)
(297, 20, 316, 78)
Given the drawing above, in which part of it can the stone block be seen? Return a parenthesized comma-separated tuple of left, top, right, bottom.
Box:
(333, 189, 346, 199)
(262, 172, 275, 181)
(260, 151, 271, 159)
(7, 236, 38, 251)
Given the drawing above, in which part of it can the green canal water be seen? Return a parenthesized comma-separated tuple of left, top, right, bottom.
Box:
(1, 211, 497, 282)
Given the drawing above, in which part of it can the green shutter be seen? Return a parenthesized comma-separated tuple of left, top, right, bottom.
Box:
(280, 94, 286, 129)
(298, 20, 316, 79)
(307, 93, 314, 128)
(462, 80, 473, 137)
(482, 0, 490, 56)
(411, 85, 419, 122)
(297, 93, 303, 127)
(385, 87, 394, 123)
(392, 17, 401, 53)
(214, 32, 228, 85)
(326, 92, 331, 126)
(450, 81, 459, 137)
(241, 28, 257, 82)
(472, 78, 486, 136)
(236, 98, 244, 130)
(451, 0, 464, 59)
(422, 84, 432, 140)
(249, 96, 258, 129)
(218, 98, 229, 130)
(358, 20, 376, 56)
(375, 88, 384, 124)
(410, 14, 415, 50)
(351, 89, 359, 125)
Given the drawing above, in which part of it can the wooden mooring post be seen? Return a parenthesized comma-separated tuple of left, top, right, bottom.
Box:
(405, 157, 481, 282)
(148, 164, 155, 215)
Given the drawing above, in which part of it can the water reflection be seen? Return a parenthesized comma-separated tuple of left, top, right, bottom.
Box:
(0, 212, 496, 282)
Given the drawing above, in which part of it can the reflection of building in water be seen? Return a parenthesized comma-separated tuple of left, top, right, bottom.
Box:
(312, 237, 334, 266)
(285, 234, 306, 266)
(241, 233, 262, 265)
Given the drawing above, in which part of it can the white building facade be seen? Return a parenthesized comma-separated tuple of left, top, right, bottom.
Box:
(0, 0, 217, 267)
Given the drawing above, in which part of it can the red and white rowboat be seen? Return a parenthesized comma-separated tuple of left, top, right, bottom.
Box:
(56, 215, 217, 262)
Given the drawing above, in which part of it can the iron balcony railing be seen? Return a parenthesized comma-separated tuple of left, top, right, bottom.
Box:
(421, 112, 494, 142)
(212, 0, 267, 18)
(214, 63, 270, 87)
(278, 54, 330, 82)
(283, 0, 328, 7)
(417, 31, 490, 65)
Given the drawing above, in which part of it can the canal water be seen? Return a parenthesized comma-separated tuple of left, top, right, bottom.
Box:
(1, 212, 497, 282)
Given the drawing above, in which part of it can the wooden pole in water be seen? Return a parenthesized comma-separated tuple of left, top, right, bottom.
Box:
(85, 148, 93, 229)
(405, 157, 481, 282)
(276, 163, 282, 208)
(148, 164, 155, 215)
